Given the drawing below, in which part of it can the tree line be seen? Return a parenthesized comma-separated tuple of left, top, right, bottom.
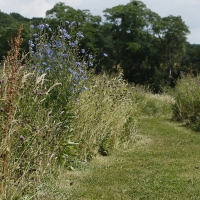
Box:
(1, 0, 200, 92)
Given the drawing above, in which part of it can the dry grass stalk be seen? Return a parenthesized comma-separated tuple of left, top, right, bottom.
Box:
(1, 24, 25, 189)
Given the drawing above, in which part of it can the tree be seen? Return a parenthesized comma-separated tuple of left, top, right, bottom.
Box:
(102, 0, 160, 82)
(152, 15, 190, 85)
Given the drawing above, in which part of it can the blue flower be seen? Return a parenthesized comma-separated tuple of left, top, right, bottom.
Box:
(46, 49, 54, 57)
(30, 24, 34, 29)
(28, 40, 33, 45)
(69, 42, 76, 47)
(63, 54, 68, 58)
(33, 33, 38, 37)
(103, 53, 108, 57)
(88, 54, 93, 59)
(71, 21, 76, 25)
(55, 40, 62, 48)
(64, 33, 71, 39)
(81, 49, 85, 54)
(74, 40, 78, 45)
(89, 62, 93, 66)
(38, 24, 45, 30)
(78, 67, 85, 73)
(75, 62, 81, 66)
(76, 32, 84, 38)
(81, 76, 88, 80)
(83, 86, 88, 90)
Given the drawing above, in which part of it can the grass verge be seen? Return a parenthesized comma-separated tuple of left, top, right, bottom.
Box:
(65, 117, 200, 200)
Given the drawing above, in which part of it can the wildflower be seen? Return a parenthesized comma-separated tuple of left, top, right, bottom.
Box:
(28, 40, 33, 45)
(30, 24, 34, 28)
(76, 32, 84, 38)
(74, 40, 78, 45)
(81, 49, 85, 54)
(64, 33, 71, 39)
(71, 21, 76, 26)
(103, 53, 108, 57)
(81, 76, 88, 80)
(78, 67, 85, 73)
(20, 135, 25, 141)
(88, 54, 93, 59)
(68, 68, 78, 76)
(66, 20, 69, 24)
(69, 42, 76, 47)
(73, 75, 79, 82)
(75, 62, 81, 66)
(30, 43, 35, 47)
(38, 24, 45, 30)
(89, 62, 93, 66)
(33, 33, 38, 37)
(55, 40, 62, 48)
(63, 54, 68, 58)
(0, 107, 4, 111)
(48, 27, 52, 31)
(83, 86, 88, 90)
(46, 24, 49, 28)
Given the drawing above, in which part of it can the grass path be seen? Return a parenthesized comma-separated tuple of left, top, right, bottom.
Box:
(66, 117, 200, 199)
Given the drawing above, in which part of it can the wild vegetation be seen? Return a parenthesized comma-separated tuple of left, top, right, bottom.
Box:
(1, 0, 200, 199)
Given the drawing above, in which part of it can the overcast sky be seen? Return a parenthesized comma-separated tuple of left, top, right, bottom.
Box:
(0, 0, 200, 44)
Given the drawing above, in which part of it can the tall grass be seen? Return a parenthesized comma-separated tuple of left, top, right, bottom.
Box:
(72, 73, 138, 160)
(172, 74, 200, 131)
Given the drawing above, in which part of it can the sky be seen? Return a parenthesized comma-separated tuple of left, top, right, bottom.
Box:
(0, 0, 200, 44)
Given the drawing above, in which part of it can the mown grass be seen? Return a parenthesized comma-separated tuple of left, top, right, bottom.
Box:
(66, 116, 200, 199)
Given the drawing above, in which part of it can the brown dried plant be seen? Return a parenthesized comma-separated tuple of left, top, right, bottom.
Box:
(1, 24, 25, 189)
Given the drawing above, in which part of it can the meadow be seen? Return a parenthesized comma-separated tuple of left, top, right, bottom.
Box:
(0, 24, 200, 199)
